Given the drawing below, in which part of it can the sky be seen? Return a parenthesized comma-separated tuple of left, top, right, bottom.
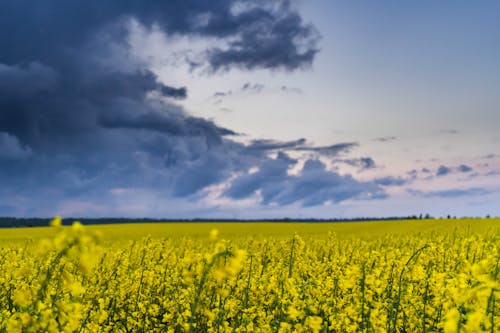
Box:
(0, 0, 499, 218)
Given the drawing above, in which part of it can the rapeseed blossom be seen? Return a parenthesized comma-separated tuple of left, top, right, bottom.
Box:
(0, 219, 497, 332)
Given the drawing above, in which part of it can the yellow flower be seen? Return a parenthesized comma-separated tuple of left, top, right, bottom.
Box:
(0, 218, 498, 332)
(50, 216, 62, 227)
(278, 322, 292, 333)
(209, 229, 219, 240)
(6, 317, 22, 333)
(68, 281, 85, 297)
(226, 249, 246, 276)
(287, 305, 301, 321)
(71, 221, 83, 232)
(443, 308, 460, 333)
(12, 288, 31, 307)
(305, 316, 322, 333)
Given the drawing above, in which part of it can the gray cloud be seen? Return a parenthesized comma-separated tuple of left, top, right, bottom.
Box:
(247, 138, 307, 151)
(374, 136, 397, 142)
(242, 82, 264, 93)
(436, 165, 452, 176)
(213, 83, 302, 101)
(0, 1, 394, 216)
(225, 152, 297, 200)
(407, 164, 476, 181)
(338, 157, 376, 171)
(98, 101, 233, 145)
(295, 142, 359, 156)
(219, 107, 234, 113)
(466, 169, 500, 179)
(407, 170, 419, 179)
(280, 85, 302, 94)
(160, 85, 187, 99)
(457, 164, 473, 173)
(0, 132, 32, 160)
(408, 188, 492, 198)
(1, 1, 318, 72)
(224, 154, 385, 206)
(373, 176, 407, 187)
(211, 82, 303, 111)
(213, 91, 232, 97)
(207, 3, 320, 72)
(0, 62, 57, 98)
(246, 139, 358, 157)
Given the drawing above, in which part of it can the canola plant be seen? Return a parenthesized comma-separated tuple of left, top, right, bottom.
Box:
(0, 218, 498, 332)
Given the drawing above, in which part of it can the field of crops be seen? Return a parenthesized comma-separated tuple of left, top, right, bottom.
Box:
(0, 218, 498, 332)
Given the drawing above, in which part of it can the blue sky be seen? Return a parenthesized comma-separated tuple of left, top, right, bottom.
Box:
(0, 0, 499, 218)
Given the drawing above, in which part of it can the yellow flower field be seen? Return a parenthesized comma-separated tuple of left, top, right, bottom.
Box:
(0, 218, 498, 332)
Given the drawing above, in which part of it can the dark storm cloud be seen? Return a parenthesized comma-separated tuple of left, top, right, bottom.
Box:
(225, 154, 385, 206)
(76, 70, 185, 102)
(225, 152, 296, 200)
(0, 62, 57, 98)
(0, 0, 385, 215)
(0, 132, 32, 160)
(159, 85, 188, 99)
(0, 0, 319, 71)
(98, 101, 234, 144)
(207, 3, 320, 72)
